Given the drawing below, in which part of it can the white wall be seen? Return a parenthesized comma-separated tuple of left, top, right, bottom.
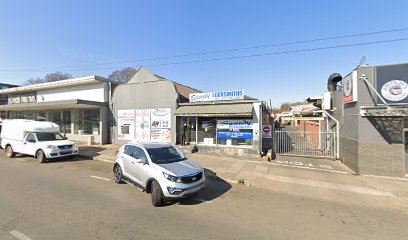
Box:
(36, 82, 108, 103)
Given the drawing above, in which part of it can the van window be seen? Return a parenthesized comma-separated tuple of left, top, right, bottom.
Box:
(36, 133, 64, 142)
(26, 134, 36, 143)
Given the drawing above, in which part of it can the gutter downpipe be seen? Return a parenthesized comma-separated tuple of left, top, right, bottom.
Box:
(315, 110, 340, 159)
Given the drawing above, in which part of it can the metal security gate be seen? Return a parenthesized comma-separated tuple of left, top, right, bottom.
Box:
(273, 130, 337, 158)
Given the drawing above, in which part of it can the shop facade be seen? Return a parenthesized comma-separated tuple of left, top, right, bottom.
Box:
(112, 68, 271, 156)
(325, 63, 408, 177)
(0, 76, 116, 144)
(174, 99, 267, 156)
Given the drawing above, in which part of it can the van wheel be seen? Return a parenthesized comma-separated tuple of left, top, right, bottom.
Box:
(5, 146, 15, 158)
(151, 180, 164, 207)
(36, 150, 47, 163)
(113, 164, 124, 184)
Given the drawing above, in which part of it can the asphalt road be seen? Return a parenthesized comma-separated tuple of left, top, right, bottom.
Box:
(1, 153, 408, 240)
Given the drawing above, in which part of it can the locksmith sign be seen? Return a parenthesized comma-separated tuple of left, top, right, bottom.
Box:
(189, 90, 244, 103)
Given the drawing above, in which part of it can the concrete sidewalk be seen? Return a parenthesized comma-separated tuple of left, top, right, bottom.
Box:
(77, 143, 408, 202)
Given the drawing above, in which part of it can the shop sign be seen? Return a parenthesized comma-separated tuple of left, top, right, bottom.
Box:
(8, 92, 36, 104)
(189, 90, 244, 103)
(380, 80, 408, 102)
(217, 119, 253, 129)
(262, 125, 272, 138)
(217, 131, 253, 139)
(343, 71, 358, 103)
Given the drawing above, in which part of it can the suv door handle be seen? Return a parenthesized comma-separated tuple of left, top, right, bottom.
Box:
(131, 161, 135, 164)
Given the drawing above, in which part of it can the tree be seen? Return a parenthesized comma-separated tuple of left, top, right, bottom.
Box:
(280, 102, 291, 112)
(24, 72, 73, 85)
(108, 67, 138, 83)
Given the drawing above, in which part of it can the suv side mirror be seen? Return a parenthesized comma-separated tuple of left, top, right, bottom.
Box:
(135, 158, 147, 164)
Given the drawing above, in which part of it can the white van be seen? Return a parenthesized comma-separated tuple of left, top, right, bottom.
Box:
(0, 119, 78, 163)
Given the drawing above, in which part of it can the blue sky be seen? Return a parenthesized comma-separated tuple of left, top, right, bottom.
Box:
(1, 0, 408, 107)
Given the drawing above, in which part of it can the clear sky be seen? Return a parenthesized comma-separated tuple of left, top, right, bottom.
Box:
(1, 0, 408, 107)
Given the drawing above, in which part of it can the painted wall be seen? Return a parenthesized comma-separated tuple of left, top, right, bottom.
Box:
(329, 65, 406, 177)
(112, 68, 179, 144)
(37, 82, 108, 103)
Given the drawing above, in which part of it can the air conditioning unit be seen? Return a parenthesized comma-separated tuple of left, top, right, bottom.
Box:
(322, 91, 332, 110)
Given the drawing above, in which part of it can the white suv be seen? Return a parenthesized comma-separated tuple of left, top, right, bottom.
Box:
(113, 142, 205, 207)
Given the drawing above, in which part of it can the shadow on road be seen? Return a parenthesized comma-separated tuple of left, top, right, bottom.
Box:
(175, 168, 232, 206)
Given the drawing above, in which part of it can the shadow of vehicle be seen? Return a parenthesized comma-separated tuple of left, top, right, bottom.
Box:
(170, 168, 232, 206)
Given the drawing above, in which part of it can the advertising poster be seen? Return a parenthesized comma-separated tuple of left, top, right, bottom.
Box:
(217, 119, 253, 139)
(150, 108, 172, 142)
(135, 109, 151, 141)
(117, 109, 135, 140)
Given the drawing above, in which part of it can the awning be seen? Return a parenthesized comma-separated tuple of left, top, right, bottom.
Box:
(174, 103, 254, 117)
(360, 106, 408, 117)
(0, 99, 108, 111)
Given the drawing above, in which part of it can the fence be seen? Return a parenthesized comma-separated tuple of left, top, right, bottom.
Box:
(273, 130, 336, 158)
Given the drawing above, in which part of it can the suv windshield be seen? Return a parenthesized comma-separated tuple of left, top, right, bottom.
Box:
(36, 132, 65, 142)
(146, 146, 186, 164)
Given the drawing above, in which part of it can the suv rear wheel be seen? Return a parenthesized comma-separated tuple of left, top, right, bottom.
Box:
(151, 180, 164, 207)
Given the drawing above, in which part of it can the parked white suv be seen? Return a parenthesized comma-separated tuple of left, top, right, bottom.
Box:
(113, 142, 205, 207)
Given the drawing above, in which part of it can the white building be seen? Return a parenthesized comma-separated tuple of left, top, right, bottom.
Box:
(0, 76, 118, 144)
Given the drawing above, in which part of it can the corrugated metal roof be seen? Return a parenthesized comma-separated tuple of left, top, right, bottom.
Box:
(174, 103, 254, 116)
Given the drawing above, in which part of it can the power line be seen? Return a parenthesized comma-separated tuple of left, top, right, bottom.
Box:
(1, 27, 408, 72)
(2, 37, 407, 73)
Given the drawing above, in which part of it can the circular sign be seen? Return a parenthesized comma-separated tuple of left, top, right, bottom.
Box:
(263, 125, 271, 134)
(381, 80, 408, 102)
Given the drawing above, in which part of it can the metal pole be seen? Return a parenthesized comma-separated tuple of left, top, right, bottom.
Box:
(195, 116, 198, 144)
(319, 110, 340, 159)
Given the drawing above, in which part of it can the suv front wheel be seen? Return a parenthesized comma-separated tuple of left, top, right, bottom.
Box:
(151, 180, 164, 207)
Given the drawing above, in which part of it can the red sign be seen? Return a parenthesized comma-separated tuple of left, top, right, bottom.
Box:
(262, 125, 272, 138)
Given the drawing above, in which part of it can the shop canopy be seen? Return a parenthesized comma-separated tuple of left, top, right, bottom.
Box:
(174, 102, 254, 117)
(0, 99, 107, 111)
(360, 105, 408, 117)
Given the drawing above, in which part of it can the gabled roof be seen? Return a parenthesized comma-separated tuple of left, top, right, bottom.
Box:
(154, 74, 202, 99)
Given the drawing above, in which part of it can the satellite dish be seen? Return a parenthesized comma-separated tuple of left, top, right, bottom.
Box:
(357, 56, 366, 67)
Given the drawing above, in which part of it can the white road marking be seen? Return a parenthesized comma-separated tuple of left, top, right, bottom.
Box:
(90, 175, 111, 181)
(268, 162, 349, 174)
(9, 230, 32, 240)
(264, 175, 395, 197)
(245, 159, 349, 174)
(93, 158, 114, 163)
(15, 159, 27, 162)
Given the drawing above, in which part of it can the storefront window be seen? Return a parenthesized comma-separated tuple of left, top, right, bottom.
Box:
(197, 118, 217, 144)
(50, 110, 71, 133)
(78, 109, 100, 135)
(8, 111, 46, 120)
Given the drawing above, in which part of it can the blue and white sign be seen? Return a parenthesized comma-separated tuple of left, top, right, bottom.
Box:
(217, 131, 253, 139)
(189, 90, 244, 103)
(217, 119, 253, 130)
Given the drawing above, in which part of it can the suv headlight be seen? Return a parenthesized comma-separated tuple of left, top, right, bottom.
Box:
(163, 172, 182, 183)
(46, 145, 58, 150)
